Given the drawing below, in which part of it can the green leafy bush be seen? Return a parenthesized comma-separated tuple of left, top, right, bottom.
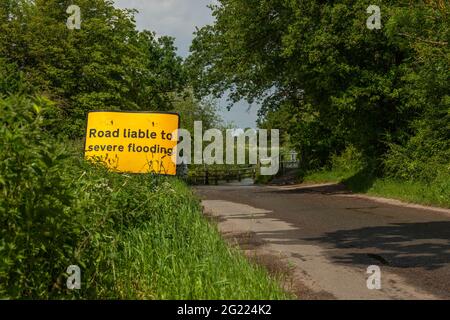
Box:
(188, 0, 449, 199)
(330, 145, 365, 174)
(0, 95, 286, 299)
(0, 95, 77, 298)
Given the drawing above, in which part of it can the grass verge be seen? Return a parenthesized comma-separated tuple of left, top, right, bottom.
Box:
(0, 95, 288, 299)
(109, 179, 289, 299)
(302, 168, 450, 209)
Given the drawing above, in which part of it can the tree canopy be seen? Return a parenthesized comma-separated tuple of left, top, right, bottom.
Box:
(0, 0, 187, 136)
(187, 0, 449, 179)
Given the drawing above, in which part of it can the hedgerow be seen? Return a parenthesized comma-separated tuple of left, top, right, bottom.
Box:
(0, 95, 286, 299)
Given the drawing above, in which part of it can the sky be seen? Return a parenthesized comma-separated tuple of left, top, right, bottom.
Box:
(113, 0, 260, 128)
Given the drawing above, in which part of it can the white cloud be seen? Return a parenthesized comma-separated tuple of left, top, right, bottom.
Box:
(113, 0, 259, 128)
(114, 0, 214, 57)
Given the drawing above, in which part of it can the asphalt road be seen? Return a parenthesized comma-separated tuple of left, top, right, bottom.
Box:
(194, 183, 450, 300)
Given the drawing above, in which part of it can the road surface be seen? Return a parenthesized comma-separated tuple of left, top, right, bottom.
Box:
(194, 183, 450, 299)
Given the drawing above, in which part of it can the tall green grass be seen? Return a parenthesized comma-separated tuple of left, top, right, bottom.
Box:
(352, 177, 450, 208)
(110, 180, 287, 299)
(304, 170, 450, 208)
(301, 146, 450, 208)
(0, 95, 287, 299)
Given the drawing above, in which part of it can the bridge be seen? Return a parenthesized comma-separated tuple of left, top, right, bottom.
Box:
(187, 165, 257, 185)
(186, 161, 300, 185)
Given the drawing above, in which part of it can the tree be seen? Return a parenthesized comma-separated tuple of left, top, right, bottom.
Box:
(0, 0, 186, 137)
(187, 0, 449, 174)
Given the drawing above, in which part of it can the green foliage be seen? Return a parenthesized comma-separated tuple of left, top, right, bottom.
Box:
(330, 145, 366, 174)
(302, 146, 450, 208)
(111, 179, 287, 299)
(188, 0, 449, 183)
(299, 145, 368, 183)
(0, 0, 186, 137)
(0, 96, 285, 299)
(171, 90, 222, 133)
(0, 59, 28, 96)
(0, 95, 76, 298)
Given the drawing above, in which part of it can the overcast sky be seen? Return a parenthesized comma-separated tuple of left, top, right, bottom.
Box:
(114, 0, 259, 128)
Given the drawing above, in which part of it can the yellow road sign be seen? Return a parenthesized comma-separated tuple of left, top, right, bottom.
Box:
(84, 111, 179, 175)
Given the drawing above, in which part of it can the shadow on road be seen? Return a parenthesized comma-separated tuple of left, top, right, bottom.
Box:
(199, 186, 450, 297)
(305, 221, 450, 270)
(262, 183, 350, 195)
(200, 185, 450, 271)
(227, 218, 450, 271)
(216, 207, 450, 270)
(341, 165, 378, 193)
